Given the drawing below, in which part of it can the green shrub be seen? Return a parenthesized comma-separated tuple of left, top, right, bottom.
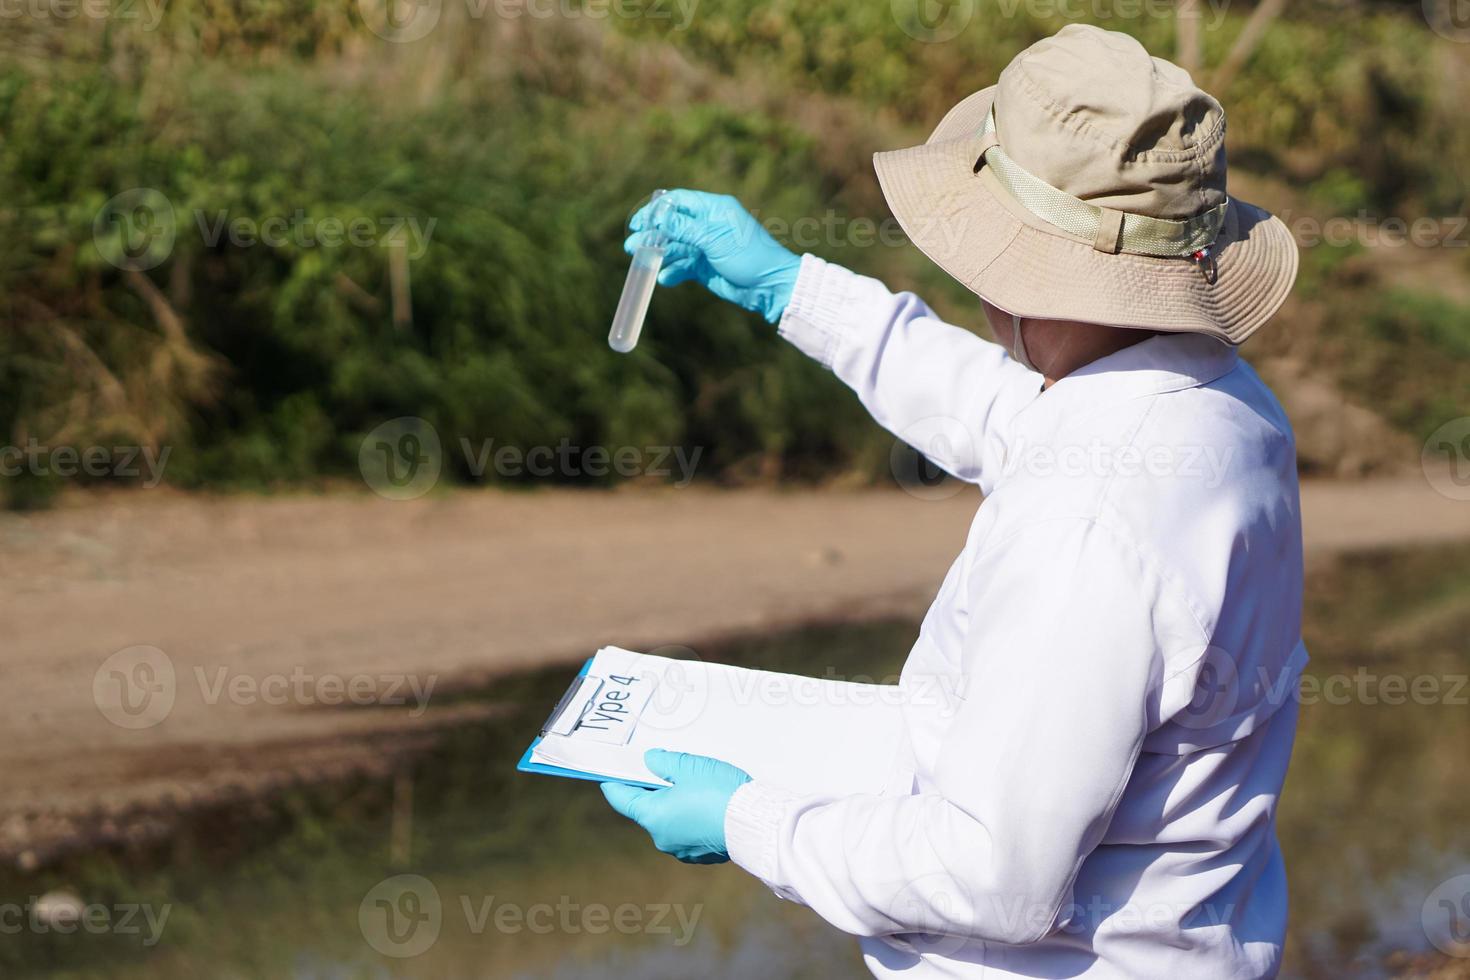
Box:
(1, 29, 893, 497)
(2, 3, 1465, 504)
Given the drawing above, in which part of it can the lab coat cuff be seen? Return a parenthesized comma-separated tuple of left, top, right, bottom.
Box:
(725, 781, 795, 887)
(777, 253, 855, 369)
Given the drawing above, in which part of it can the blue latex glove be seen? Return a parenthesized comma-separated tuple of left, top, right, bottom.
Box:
(601, 749, 753, 864)
(625, 189, 801, 324)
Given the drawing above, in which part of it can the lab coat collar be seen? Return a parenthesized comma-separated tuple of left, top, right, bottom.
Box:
(1010, 332, 1240, 445)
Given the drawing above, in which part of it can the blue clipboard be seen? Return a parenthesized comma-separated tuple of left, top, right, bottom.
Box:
(516, 657, 663, 789)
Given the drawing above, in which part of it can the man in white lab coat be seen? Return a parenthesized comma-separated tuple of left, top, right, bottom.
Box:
(603, 24, 1305, 979)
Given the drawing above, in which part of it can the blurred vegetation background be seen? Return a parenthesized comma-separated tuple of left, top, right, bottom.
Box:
(2, 1, 1468, 507)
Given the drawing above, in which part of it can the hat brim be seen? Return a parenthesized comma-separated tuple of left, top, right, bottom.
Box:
(872, 86, 1298, 344)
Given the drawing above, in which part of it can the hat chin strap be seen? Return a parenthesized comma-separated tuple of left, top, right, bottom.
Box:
(1010, 313, 1039, 373)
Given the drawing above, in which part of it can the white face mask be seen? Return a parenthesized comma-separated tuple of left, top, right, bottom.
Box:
(1010, 313, 1039, 373)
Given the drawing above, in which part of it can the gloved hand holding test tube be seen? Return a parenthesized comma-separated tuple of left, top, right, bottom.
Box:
(610, 189, 804, 353)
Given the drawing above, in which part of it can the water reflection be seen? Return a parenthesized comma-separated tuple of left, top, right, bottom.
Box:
(5, 546, 1468, 979)
(1281, 546, 1470, 977)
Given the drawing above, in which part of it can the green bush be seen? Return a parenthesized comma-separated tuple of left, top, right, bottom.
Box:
(2, 3, 1466, 503)
(1336, 287, 1470, 440)
(1, 27, 896, 497)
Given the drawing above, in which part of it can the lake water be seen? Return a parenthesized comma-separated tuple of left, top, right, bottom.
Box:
(5, 544, 1469, 979)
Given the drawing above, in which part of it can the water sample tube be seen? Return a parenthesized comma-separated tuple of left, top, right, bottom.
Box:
(608, 190, 668, 353)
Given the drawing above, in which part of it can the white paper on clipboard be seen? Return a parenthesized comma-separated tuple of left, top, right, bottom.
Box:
(529, 646, 908, 793)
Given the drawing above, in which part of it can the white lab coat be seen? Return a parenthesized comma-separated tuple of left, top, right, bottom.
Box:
(724, 255, 1307, 979)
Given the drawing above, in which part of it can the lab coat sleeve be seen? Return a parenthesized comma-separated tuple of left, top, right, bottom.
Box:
(777, 253, 1036, 491)
(724, 517, 1188, 947)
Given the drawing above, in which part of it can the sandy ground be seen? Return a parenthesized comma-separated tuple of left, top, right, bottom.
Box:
(4, 478, 1469, 866)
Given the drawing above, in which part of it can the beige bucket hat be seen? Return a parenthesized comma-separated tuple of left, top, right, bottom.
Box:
(873, 24, 1297, 344)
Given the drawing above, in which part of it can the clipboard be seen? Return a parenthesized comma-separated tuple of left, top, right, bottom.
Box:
(515, 646, 910, 798)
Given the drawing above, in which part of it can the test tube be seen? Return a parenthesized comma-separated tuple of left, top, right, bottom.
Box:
(608, 190, 669, 354)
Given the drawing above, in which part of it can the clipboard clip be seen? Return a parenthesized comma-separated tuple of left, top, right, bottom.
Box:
(540, 672, 603, 736)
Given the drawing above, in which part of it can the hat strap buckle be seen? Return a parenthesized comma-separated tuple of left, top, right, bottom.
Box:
(1191, 247, 1219, 284)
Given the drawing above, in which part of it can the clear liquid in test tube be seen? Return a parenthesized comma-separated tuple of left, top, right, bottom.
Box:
(608, 190, 668, 353)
